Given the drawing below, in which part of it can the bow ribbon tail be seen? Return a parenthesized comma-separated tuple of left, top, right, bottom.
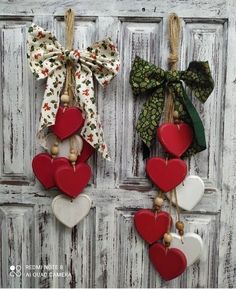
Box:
(180, 87, 206, 151)
(37, 68, 66, 148)
(75, 64, 110, 160)
(136, 87, 166, 159)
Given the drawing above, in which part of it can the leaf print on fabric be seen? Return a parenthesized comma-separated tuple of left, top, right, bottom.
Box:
(129, 56, 214, 156)
(27, 23, 120, 160)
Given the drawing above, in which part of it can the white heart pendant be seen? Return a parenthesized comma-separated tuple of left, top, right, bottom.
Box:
(52, 194, 92, 228)
(167, 175, 205, 211)
(170, 232, 203, 266)
(46, 133, 83, 158)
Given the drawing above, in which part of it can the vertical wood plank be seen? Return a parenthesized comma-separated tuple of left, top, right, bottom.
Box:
(181, 19, 226, 187)
(0, 205, 34, 288)
(0, 23, 34, 183)
(218, 11, 236, 288)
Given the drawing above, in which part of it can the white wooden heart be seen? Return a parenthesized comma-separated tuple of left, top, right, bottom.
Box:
(167, 175, 205, 211)
(46, 133, 83, 158)
(52, 194, 92, 228)
(170, 232, 203, 266)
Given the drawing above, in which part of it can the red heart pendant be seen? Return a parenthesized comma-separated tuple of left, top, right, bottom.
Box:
(77, 139, 95, 163)
(32, 153, 69, 189)
(149, 243, 187, 281)
(157, 123, 193, 157)
(51, 106, 84, 140)
(134, 210, 172, 244)
(146, 157, 187, 192)
(55, 163, 92, 198)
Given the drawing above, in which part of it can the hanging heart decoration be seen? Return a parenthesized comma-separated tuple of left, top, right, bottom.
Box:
(149, 243, 187, 281)
(32, 153, 69, 189)
(52, 194, 92, 228)
(157, 123, 193, 157)
(146, 157, 187, 192)
(28, 9, 120, 229)
(166, 175, 205, 211)
(129, 13, 214, 280)
(27, 16, 120, 160)
(51, 106, 84, 140)
(134, 209, 171, 244)
(170, 232, 203, 266)
(55, 163, 92, 198)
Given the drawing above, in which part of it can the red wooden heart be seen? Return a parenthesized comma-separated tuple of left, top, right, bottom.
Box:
(149, 243, 187, 281)
(134, 210, 172, 244)
(55, 163, 92, 198)
(77, 139, 95, 163)
(51, 106, 84, 140)
(157, 123, 193, 157)
(32, 153, 69, 189)
(146, 157, 187, 192)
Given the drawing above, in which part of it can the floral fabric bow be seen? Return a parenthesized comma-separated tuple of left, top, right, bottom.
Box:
(130, 56, 214, 157)
(27, 24, 120, 160)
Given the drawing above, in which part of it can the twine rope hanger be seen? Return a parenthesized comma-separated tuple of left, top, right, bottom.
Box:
(64, 9, 79, 156)
(64, 8, 76, 107)
(163, 13, 182, 235)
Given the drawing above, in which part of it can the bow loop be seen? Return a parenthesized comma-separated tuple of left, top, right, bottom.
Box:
(182, 61, 214, 103)
(130, 56, 165, 95)
(129, 56, 214, 156)
(27, 23, 120, 160)
(79, 38, 120, 88)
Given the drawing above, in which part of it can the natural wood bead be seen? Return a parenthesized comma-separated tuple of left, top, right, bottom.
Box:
(173, 110, 179, 119)
(153, 204, 161, 212)
(163, 233, 172, 243)
(174, 119, 181, 124)
(154, 197, 164, 207)
(178, 230, 184, 236)
(50, 143, 59, 156)
(69, 150, 77, 164)
(176, 221, 184, 230)
(61, 92, 70, 104)
(164, 241, 171, 248)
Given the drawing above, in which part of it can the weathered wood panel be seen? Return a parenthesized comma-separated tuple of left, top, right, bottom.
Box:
(0, 205, 34, 288)
(118, 19, 162, 189)
(0, 22, 34, 184)
(0, 0, 234, 288)
(181, 19, 227, 186)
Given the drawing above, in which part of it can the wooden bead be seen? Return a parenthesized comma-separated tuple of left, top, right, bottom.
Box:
(176, 221, 184, 230)
(178, 230, 184, 236)
(50, 143, 59, 156)
(153, 204, 161, 212)
(173, 110, 179, 119)
(163, 233, 172, 243)
(69, 149, 77, 164)
(164, 241, 171, 248)
(61, 92, 70, 103)
(174, 119, 181, 124)
(154, 197, 164, 207)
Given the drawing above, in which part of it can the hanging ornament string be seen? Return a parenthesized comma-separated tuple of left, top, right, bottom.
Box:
(164, 13, 181, 124)
(63, 9, 75, 107)
(165, 14, 183, 244)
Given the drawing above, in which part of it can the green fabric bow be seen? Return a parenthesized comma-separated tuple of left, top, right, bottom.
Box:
(129, 56, 214, 157)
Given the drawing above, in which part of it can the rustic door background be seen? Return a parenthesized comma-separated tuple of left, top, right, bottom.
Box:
(0, 0, 235, 288)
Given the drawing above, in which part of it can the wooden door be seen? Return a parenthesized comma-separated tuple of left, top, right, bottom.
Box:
(0, 0, 235, 287)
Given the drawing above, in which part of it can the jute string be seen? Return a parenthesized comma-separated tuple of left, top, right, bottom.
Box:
(164, 14, 182, 232)
(64, 9, 76, 107)
(64, 9, 78, 155)
(164, 13, 181, 123)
